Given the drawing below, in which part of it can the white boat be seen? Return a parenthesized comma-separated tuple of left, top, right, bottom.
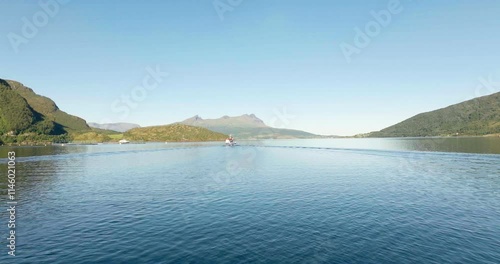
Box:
(225, 137, 236, 146)
(119, 139, 130, 144)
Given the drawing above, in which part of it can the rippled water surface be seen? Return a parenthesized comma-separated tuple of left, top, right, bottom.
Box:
(0, 138, 499, 263)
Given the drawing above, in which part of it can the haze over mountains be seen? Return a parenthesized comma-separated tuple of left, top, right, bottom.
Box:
(88, 122, 140, 133)
(1, 76, 499, 144)
(181, 114, 318, 139)
(0, 77, 317, 142)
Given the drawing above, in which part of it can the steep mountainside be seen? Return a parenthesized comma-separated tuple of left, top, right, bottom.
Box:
(7, 80, 90, 132)
(181, 114, 317, 139)
(370, 92, 500, 137)
(0, 79, 39, 134)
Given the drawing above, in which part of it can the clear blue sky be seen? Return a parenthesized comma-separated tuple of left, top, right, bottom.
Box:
(1, 0, 499, 136)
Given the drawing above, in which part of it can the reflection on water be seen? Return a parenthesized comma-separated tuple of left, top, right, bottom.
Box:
(390, 137, 500, 154)
(1, 137, 499, 160)
(0, 139, 499, 263)
(0, 141, 223, 159)
(255, 137, 500, 154)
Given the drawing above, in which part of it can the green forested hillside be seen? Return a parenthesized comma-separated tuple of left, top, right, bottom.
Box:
(7, 80, 90, 132)
(124, 124, 228, 142)
(0, 78, 92, 144)
(0, 79, 38, 134)
(370, 92, 500, 137)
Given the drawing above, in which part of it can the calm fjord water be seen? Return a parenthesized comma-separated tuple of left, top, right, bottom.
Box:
(0, 138, 499, 263)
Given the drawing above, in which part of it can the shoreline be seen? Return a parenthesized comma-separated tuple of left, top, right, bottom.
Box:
(2, 135, 500, 148)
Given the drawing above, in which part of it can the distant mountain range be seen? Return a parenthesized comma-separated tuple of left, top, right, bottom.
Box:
(0, 78, 90, 139)
(88, 122, 140, 132)
(0, 77, 317, 144)
(180, 114, 318, 139)
(124, 124, 227, 142)
(369, 92, 500, 137)
(2, 76, 498, 144)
